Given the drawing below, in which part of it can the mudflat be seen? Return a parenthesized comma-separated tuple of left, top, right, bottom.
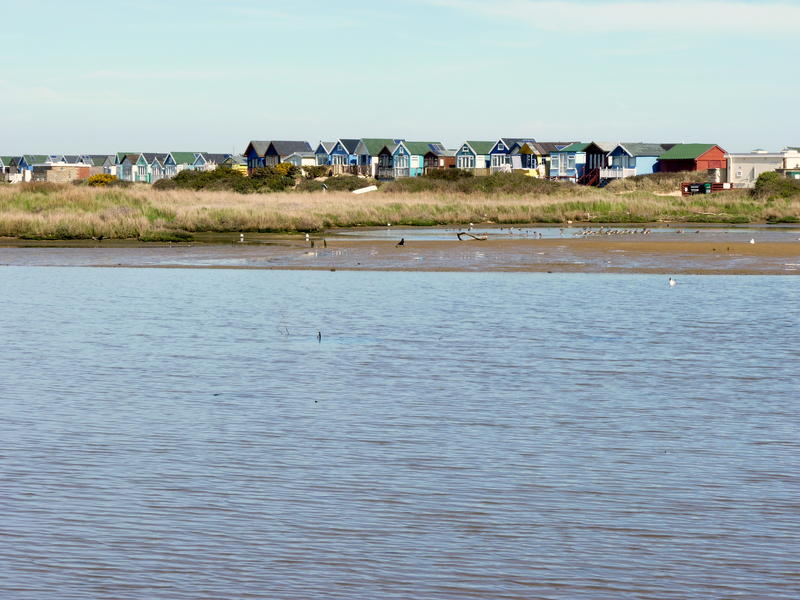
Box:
(2, 230, 799, 274)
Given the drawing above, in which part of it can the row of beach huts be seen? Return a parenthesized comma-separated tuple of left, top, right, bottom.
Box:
(2, 138, 799, 188)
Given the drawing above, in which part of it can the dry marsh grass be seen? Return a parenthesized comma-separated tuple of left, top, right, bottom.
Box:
(0, 183, 797, 240)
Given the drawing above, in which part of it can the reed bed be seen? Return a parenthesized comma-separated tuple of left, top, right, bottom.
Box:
(0, 183, 797, 240)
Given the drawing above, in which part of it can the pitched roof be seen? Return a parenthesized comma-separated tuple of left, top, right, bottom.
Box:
(529, 142, 573, 154)
(464, 140, 495, 154)
(222, 155, 247, 165)
(339, 139, 360, 154)
(245, 141, 271, 156)
(141, 152, 167, 163)
(360, 138, 403, 155)
(401, 141, 445, 155)
(268, 141, 312, 156)
(616, 143, 675, 157)
(86, 155, 112, 166)
(23, 154, 49, 164)
(316, 141, 336, 153)
(63, 155, 82, 164)
(116, 152, 139, 163)
(0, 155, 16, 165)
(496, 137, 536, 150)
(586, 141, 618, 153)
(426, 148, 457, 157)
(558, 142, 590, 153)
(198, 153, 230, 164)
(169, 152, 201, 165)
(658, 143, 718, 160)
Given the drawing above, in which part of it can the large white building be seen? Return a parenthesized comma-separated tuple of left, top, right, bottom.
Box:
(726, 148, 800, 187)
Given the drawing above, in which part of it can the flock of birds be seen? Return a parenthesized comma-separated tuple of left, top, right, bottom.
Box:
(236, 224, 764, 288)
(574, 227, 653, 237)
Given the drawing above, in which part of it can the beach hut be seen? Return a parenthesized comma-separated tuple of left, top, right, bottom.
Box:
(423, 148, 456, 173)
(550, 143, 589, 182)
(604, 143, 675, 180)
(164, 152, 203, 177)
(656, 144, 727, 173)
(263, 141, 313, 167)
(489, 138, 536, 173)
(330, 138, 360, 173)
(220, 155, 248, 174)
(314, 141, 335, 166)
(509, 141, 572, 176)
(193, 153, 232, 171)
(284, 151, 317, 168)
(355, 138, 404, 177)
(390, 141, 446, 178)
(455, 141, 493, 174)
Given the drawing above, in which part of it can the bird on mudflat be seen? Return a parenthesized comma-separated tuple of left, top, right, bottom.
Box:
(396, 238, 405, 247)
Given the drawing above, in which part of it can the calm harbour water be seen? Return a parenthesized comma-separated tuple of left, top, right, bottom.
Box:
(0, 267, 798, 599)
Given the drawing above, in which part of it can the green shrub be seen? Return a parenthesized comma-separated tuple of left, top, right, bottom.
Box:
(303, 165, 331, 179)
(381, 171, 575, 195)
(753, 171, 800, 200)
(605, 171, 704, 193)
(295, 179, 325, 192)
(150, 166, 296, 194)
(426, 168, 473, 180)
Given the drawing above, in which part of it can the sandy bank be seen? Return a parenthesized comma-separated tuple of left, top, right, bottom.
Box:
(1, 235, 798, 274)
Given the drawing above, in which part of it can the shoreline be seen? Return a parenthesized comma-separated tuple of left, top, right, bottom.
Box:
(2, 234, 798, 275)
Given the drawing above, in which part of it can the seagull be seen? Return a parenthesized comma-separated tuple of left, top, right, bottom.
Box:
(396, 238, 405, 247)
(749, 238, 755, 244)
(668, 277, 677, 287)
(305, 233, 310, 242)
(239, 233, 244, 243)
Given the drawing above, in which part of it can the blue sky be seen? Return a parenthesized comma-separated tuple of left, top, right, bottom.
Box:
(1, 0, 797, 154)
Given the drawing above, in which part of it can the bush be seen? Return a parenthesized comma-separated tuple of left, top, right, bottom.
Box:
(150, 166, 297, 194)
(381, 171, 575, 195)
(753, 171, 800, 200)
(303, 165, 331, 179)
(86, 173, 118, 187)
(425, 168, 473, 181)
(273, 162, 299, 178)
(249, 166, 295, 191)
(604, 171, 703, 193)
(295, 179, 326, 192)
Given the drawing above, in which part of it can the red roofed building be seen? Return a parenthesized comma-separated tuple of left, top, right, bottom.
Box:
(657, 143, 727, 173)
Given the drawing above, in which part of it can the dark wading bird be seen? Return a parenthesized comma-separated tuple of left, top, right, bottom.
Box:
(91, 235, 104, 242)
(396, 238, 405, 247)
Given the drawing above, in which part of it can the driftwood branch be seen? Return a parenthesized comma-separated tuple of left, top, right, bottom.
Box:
(456, 232, 488, 241)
